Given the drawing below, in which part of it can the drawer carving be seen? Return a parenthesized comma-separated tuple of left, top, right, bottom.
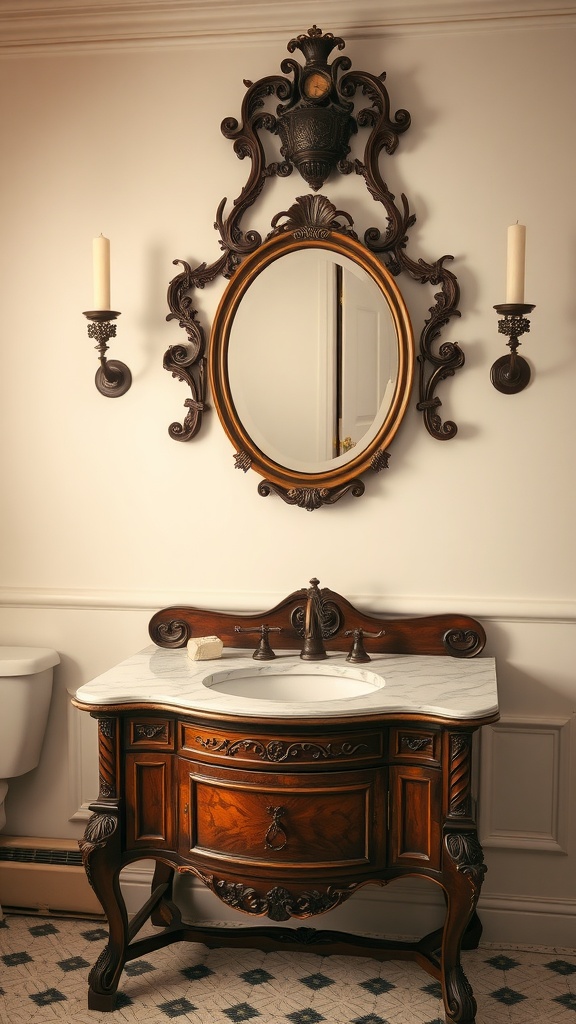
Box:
(182, 725, 382, 766)
(390, 728, 441, 764)
(196, 736, 368, 761)
(126, 717, 174, 751)
(135, 724, 166, 741)
(402, 736, 432, 753)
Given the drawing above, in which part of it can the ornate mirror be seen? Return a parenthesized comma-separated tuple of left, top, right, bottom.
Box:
(165, 27, 464, 510)
(209, 222, 414, 508)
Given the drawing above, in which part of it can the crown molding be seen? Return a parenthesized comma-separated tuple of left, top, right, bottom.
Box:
(0, 0, 575, 54)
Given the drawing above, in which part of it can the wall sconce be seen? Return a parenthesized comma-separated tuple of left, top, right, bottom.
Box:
(83, 235, 131, 398)
(491, 302, 535, 394)
(491, 224, 534, 394)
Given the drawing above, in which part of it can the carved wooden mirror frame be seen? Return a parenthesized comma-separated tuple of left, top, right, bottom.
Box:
(164, 26, 463, 509)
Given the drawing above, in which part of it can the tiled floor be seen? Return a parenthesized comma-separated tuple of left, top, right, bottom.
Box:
(1, 913, 576, 1023)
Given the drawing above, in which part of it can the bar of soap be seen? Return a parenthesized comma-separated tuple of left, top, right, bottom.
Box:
(187, 636, 223, 661)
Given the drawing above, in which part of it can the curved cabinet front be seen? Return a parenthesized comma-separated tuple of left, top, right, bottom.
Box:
(177, 760, 387, 873)
(78, 707, 490, 1024)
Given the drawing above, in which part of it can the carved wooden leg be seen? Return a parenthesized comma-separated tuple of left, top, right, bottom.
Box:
(79, 807, 128, 1011)
(441, 831, 487, 1024)
(440, 891, 483, 951)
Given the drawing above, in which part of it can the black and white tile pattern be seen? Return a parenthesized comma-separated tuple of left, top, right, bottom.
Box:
(1, 914, 576, 1022)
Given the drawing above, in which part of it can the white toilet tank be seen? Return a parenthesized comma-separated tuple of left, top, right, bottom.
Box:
(0, 647, 60, 778)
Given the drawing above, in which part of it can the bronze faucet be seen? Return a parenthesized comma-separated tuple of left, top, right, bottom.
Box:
(300, 578, 328, 661)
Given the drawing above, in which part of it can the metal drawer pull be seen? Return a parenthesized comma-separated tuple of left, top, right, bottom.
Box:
(264, 806, 287, 851)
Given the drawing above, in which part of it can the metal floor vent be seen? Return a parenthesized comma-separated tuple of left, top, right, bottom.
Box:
(0, 846, 82, 866)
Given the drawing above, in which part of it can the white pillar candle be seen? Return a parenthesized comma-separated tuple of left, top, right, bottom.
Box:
(93, 234, 110, 310)
(506, 223, 526, 304)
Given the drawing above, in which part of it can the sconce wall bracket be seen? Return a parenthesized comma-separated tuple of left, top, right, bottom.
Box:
(83, 310, 132, 398)
(491, 302, 535, 395)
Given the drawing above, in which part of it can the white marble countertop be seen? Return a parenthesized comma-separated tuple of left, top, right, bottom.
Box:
(74, 646, 499, 721)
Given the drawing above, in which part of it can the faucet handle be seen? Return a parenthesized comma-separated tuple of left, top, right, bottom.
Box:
(234, 625, 282, 661)
(344, 628, 385, 663)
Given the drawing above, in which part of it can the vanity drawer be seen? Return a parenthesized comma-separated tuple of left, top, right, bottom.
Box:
(178, 760, 386, 871)
(180, 723, 384, 768)
(125, 717, 175, 751)
(389, 727, 441, 765)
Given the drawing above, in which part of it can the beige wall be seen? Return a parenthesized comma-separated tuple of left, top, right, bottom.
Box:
(1, 12, 575, 944)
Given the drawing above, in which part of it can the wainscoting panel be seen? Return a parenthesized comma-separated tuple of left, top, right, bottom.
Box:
(479, 717, 572, 853)
(67, 695, 99, 823)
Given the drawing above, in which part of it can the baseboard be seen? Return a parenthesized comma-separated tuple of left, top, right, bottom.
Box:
(478, 892, 576, 950)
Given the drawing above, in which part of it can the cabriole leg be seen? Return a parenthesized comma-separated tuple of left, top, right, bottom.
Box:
(441, 831, 487, 1024)
(79, 807, 128, 1011)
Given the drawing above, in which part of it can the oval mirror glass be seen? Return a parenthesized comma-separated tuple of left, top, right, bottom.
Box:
(209, 231, 414, 492)
(228, 248, 400, 472)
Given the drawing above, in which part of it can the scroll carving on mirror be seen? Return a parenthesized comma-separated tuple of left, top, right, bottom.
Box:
(165, 26, 464, 508)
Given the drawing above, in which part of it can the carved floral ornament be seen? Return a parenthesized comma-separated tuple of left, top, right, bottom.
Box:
(165, 27, 464, 509)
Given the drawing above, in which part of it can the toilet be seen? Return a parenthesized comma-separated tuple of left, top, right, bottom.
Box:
(0, 646, 60, 832)
(0, 647, 59, 919)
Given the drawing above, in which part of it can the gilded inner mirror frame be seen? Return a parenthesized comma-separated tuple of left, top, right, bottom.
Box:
(208, 224, 414, 508)
(165, 26, 464, 510)
(223, 243, 403, 471)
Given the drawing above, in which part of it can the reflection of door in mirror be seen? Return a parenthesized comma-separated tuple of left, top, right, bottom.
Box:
(339, 262, 398, 456)
(227, 248, 399, 473)
(229, 250, 336, 468)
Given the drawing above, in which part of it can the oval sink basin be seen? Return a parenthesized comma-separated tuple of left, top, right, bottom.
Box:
(202, 663, 385, 702)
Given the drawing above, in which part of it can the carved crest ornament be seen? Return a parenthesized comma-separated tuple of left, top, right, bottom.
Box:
(165, 27, 464, 508)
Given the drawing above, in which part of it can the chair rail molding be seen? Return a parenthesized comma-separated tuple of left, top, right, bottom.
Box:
(0, 585, 575, 622)
(1, 0, 575, 54)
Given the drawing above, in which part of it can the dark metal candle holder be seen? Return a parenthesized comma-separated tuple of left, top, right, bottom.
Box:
(83, 310, 132, 397)
(491, 303, 535, 394)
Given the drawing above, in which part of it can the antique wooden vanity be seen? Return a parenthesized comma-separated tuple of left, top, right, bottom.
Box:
(73, 582, 498, 1023)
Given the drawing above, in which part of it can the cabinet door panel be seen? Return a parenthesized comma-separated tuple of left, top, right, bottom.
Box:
(178, 760, 386, 871)
(125, 753, 174, 849)
(389, 765, 441, 868)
